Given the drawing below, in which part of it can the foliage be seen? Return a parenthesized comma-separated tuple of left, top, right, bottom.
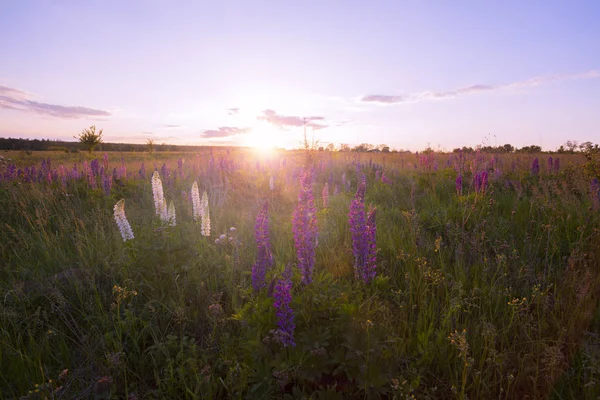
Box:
(0, 148, 599, 399)
(75, 125, 103, 153)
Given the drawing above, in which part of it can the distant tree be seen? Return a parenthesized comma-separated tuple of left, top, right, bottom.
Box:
(352, 143, 374, 152)
(325, 143, 335, 152)
(516, 145, 542, 154)
(502, 144, 515, 153)
(75, 125, 103, 153)
(339, 143, 350, 152)
(566, 141, 579, 153)
(146, 139, 155, 153)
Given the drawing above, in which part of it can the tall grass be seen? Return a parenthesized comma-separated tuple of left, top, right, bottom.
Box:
(0, 148, 598, 399)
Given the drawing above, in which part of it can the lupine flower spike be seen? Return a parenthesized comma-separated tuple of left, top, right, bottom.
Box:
(292, 171, 318, 284)
(201, 190, 210, 236)
(151, 171, 167, 220)
(252, 200, 273, 290)
(273, 263, 295, 347)
(113, 199, 134, 242)
(191, 181, 201, 221)
(349, 175, 378, 283)
(167, 200, 176, 227)
(322, 182, 329, 208)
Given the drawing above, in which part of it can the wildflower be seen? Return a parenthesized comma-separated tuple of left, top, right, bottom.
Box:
(322, 182, 329, 208)
(139, 162, 146, 180)
(201, 190, 210, 236)
(473, 171, 488, 194)
(531, 158, 539, 176)
(292, 170, 318, 284)
(167, 200, 176, 226)
(592, 178, 600, 210)
(113, 199, 134, 241)
(102, 173, 112, 196)
(151, 171, 167, 219)
(269, 175, 275, 191)
(455, 174, 462, 195)
(191, 181, 202, 221)
(273, 263, 295, 347)
(349, 176, 377, 283)
(547, 157, 553, 172)
(252, 200, 273, 290)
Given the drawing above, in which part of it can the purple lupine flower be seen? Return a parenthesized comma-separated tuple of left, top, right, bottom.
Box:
(139, 162, 146, 180)
(473, 171, 488, 194)
(531, 158, 539, 176)
(273, 263, 295, 347)
(103, 153, 109, 170)
(364, 207, 377, 282)
(292, 170, 318, 284)
(252, 200, 274, 290)
(456, 174, 462, 195)
(547, 157, 553, 172)
(349, 175, 378, 283)
(102, 173, 112, 196)
(119, 157, 127, 179)
(322, 182, 329, 208)
(592, 178, 600, 210)
(91, 159, 100, 176)
(177, 158, 184, 179)
(381, 172, 392, 185)
(334, 184, 340, 196)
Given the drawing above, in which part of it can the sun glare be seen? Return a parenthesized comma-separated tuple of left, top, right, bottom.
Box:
(243, 124, 285, 150)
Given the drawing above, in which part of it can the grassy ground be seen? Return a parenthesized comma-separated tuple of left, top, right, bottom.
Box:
(0, 148, 599, 399)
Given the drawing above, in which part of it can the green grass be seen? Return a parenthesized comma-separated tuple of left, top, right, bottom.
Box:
(0, 149, 599, 399)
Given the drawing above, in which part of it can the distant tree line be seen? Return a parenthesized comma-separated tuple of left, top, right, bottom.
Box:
(0, 137, 209, 153)
(1, 136, 598, 154)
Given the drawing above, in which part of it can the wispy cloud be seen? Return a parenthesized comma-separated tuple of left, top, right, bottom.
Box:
(227, 108, 240, 115)
(163, 124, 180, 128)
(360, 70, 600, 105)
(257, 109, 328, 130)
(201, 126, 251, 138)
(0, 84, 111, 118)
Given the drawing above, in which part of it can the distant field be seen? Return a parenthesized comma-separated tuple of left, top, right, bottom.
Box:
(1, 148, 599, 399)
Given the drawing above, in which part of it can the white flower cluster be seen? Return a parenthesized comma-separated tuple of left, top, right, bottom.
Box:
(201, 190, 210, 236)
(114, 199, 134, 241)
(191, 181, 210, 235)
(191, 181, 202, 222)
(152, 171, 176, 226)
(151, 171, 167, 221)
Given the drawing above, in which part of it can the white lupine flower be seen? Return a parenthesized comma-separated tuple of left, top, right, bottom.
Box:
(191, 181, 201, 221)
(151, 171, 165, 217)
(269, 175, 274, 191)
(113, 199, 134, 241)
(167, 200, 176, 226)
(201, 190, 210, 236)
(161, 198, 169, 223)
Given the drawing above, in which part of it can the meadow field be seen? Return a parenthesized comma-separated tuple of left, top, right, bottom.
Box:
(1, 148, 599, 399)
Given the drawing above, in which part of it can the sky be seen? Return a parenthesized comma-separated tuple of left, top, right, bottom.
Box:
(1, 1, 599, 151)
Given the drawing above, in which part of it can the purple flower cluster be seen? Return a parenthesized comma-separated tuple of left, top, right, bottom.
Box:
(348, 176, 378, 283)
(272, 264, 295, 347)
(322, 183, 329, 208)
(531, 158, 540, 176)
(455, 174, 463, 195)
(292, 171, 318, 284)
(252, 200, 274, 290)
(473, 171, 488, 194)
(381, 172, 392, 185)
(592, 178, 600, 210)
